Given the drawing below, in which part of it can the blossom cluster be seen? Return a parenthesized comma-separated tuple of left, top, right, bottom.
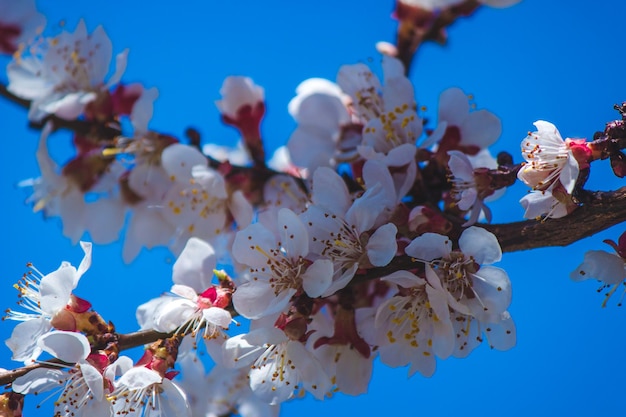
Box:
(3, 0, 621, 416)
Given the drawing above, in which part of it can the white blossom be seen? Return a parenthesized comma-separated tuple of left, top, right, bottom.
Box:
(8, 19, 128, 121)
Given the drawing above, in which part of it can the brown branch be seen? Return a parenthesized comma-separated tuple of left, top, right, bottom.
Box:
(483, 188, 626, 251)
(0, 359, 71, 388)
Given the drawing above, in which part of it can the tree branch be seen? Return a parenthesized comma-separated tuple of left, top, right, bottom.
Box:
(483, 188, 626, 251)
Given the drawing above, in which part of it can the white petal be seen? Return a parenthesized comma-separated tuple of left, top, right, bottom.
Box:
(76, 241, 93, 280)
(158, 379, 191, 417)
(459, 226, 502, 264)
(154, 299, 196, 332)
(38, 331, 90, 363)
(425, 284, 454, 359)
(81, 361, 104, 400)
(116, 367, 162, 390)
(278, 208, 308, 258)
(570, 250, 626, 285)
(311, 167, 351, 214)
(560, 153, 580, 194)
(302, 259, 333, 298)
(12, 368, 66, 394)
(381, 270, 425, 288)
(161, 144, 207, 182)
(485, 312, 516, 351)
(470, 266, 512, 315)
(322, 263, 359, 297)
(232, 223, 277, 267)
(460, 109, 501, 148)
(202, 307, 232, 329)
(106, 49, 129, 87)
(39, 267, 76, 314)
(173, 237, 216, 293)
(366, 223, 397, 267)
(230, 190, 254, 229)
(438, 87, 469, 128)
(286, 341, 331, 400)
(448, 150, 474, 181)
(223, 327, 287, 368)
(6, 318, 51, 363)
(232, 282, 295, 320)
(405, 233, 452, 261)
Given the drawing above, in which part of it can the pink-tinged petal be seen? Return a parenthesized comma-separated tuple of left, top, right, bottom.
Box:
(173, 237, 216, 293)
(38, 331, 90, 363)
(202, 307, 232, 329)
(405, 233, 452, 261)
(302, 259, 333, 298)
(460, 109, 501, 148)
(459, 226, 502, 264)
(278, 208, 308, 258)
(366, 223, 398, 267)
(12, 368, 66, 395)
(381, 270, 425, 288)
(311, 167, 351, 214)
(438, 87, 469, 128)
(117, 367, 162, 390)
(161, 144, 207, 182)
(6, 318, 50, 363)
(232, 223, 276, 267)
(570, 250, 626, 285)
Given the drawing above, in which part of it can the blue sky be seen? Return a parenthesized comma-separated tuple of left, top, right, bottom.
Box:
(1, 1, 625, 416)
